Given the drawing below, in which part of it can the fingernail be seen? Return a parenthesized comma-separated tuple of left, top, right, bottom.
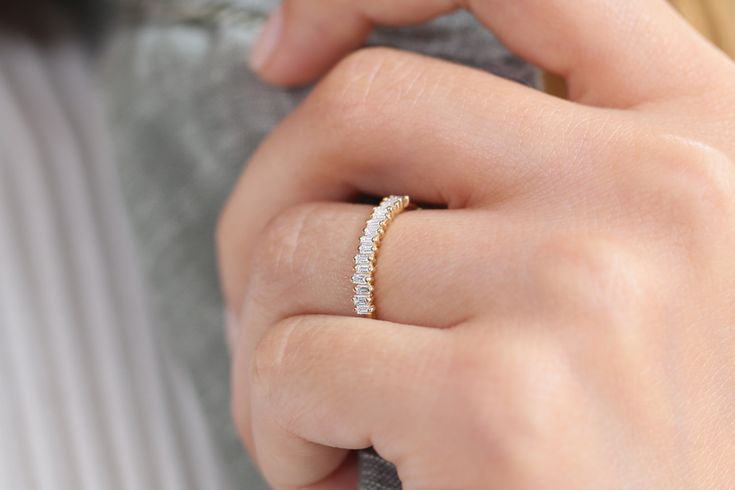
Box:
(250, 6, 284, 71)
(225, 308, 240, 351)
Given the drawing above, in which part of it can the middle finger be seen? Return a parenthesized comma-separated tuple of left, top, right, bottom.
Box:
(218, 47, 601, 312)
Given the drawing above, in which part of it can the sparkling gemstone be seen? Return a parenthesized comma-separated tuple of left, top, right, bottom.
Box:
(353, 295, 371, 306)
(354, 284, 372, 295)
(360, 235, 375, 244)
(352, 274, 369, 285)
(355, 264, 371, 274)
(355, 254, 372, 265)
(356, 305, 374, 315)
(363, 229, 379, 240)
(367, 218, 385, 228)
(359, 244, 375, 254)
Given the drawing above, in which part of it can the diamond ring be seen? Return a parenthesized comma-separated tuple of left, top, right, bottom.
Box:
(352, 195, 411, 317)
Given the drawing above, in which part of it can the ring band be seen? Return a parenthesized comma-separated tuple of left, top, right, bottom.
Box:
(352, 195, 411, 317)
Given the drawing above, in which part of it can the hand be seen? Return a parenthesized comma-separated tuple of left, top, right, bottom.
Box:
(217, 0, 735, 488)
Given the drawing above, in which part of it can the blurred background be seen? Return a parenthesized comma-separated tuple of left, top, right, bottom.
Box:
(0, 1, 730, 489)
(0, 1, 536, 488)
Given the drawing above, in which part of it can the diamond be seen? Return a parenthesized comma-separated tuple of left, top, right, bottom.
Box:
(351, 196, 410, 317)
(356, 305, 374, 315)
(367, 218, 385, 228)
(363, 230, 379, 241)
(353, 295, 371, 306)
(352, 274, 369, 285)
(355, 264, 371, 274)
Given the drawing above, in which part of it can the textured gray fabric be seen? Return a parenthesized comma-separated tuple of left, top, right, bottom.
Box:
(101, 2, 537, 488)
(0, 35, 228, 490)
(358, 449, 401, 490)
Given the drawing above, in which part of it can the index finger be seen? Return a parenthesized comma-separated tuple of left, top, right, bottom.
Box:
(251, 0, 732, 107)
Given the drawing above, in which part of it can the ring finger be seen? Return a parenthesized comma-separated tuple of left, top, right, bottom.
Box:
(241, 202, 536, 332)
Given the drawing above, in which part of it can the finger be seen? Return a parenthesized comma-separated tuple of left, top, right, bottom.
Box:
(218, 48, 597, 310)
(240, 314, 452, 488)
(249, 0, 452, 86)
(241, 202, 537, 330)
(251, 0, 730, 107)
(231, 325, 361, 490)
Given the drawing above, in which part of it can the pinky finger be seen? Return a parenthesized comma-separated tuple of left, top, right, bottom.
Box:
(240, 314, 453, 488)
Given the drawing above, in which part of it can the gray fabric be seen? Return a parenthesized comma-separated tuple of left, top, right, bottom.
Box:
(0, 35, 228, 490)
(101, 2, 537, 488)
(359, 449, 401, 490)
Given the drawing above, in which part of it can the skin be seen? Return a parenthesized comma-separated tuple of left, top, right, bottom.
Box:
(217, 0, 735, 488)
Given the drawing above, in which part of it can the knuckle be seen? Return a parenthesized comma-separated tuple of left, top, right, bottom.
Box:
(249, 204, 320, 301)
(324, 46, 397, 85)
(536, 234, 652, 328)
(251, 317, 303, 399)
(308, 47, 429, 131)
(644, 135, 735, 228)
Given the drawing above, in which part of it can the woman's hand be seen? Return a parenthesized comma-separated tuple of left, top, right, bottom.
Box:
(217, 0, 735, 488)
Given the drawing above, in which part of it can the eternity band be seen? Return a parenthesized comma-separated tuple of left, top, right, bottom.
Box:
(352, 195, 411, 317)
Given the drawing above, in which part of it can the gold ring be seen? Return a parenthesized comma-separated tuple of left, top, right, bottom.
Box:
(352, 195, 411, 317)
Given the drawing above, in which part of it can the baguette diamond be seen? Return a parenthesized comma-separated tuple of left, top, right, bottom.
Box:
(352, 274, 369, 285)
(356, 305, 374, 315)
(353, 295, 371, 306)
(351, 195, 411, 317)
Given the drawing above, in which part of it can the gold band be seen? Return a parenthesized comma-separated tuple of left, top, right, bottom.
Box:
(352, 195, 411, 317)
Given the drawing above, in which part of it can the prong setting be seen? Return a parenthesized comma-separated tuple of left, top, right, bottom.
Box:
(352, 195, 411, 317)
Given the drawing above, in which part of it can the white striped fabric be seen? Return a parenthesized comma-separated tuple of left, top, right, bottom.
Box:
(0, 35, 230, 490)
